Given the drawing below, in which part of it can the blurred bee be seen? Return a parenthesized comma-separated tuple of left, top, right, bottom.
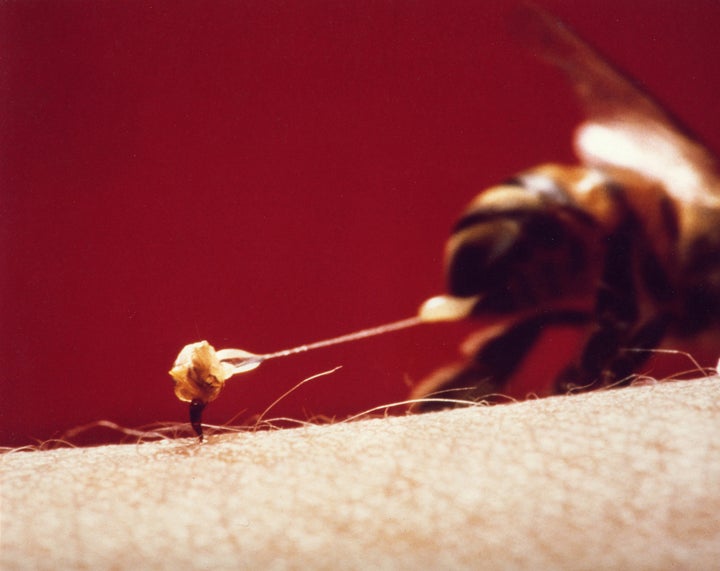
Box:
(412, 7, 720, 408)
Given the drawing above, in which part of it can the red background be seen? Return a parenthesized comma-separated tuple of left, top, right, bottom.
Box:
(2, 1, 719, 447)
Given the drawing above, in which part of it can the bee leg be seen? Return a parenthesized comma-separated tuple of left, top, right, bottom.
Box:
(556, 314, 669, 392)
(555, 214, 674, 391)
(414, 310, 588, 410)
(555, 218, 639, 392)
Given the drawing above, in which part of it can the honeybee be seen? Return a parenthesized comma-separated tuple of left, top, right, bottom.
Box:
(411, 8, 720, 408)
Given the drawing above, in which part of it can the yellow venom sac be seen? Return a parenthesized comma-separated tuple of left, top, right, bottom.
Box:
(168, 340, 234, 404)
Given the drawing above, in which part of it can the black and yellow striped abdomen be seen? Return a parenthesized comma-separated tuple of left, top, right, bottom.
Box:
(413, 164, 720, 407)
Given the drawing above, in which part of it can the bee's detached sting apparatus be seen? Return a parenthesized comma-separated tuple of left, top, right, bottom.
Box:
(169, 294, 478, 440)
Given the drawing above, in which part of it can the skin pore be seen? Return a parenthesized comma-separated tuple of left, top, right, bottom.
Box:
(2, 377, 719, 569)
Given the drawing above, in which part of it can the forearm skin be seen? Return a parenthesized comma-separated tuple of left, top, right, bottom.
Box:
(2, 377, 719, 569)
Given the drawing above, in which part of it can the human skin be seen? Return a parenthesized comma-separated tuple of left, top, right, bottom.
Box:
(2, 377, 719, 570)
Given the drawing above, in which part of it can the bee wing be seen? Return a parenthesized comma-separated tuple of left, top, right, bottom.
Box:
(515, 5, 720, 203)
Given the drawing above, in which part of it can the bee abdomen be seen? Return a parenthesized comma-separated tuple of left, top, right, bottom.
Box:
(446, 168, 605, 312)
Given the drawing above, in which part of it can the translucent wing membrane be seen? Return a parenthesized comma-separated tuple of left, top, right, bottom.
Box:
(515, 4, 720, 204)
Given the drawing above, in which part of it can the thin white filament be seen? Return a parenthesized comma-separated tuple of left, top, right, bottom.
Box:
(221, 316, 424, 377)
